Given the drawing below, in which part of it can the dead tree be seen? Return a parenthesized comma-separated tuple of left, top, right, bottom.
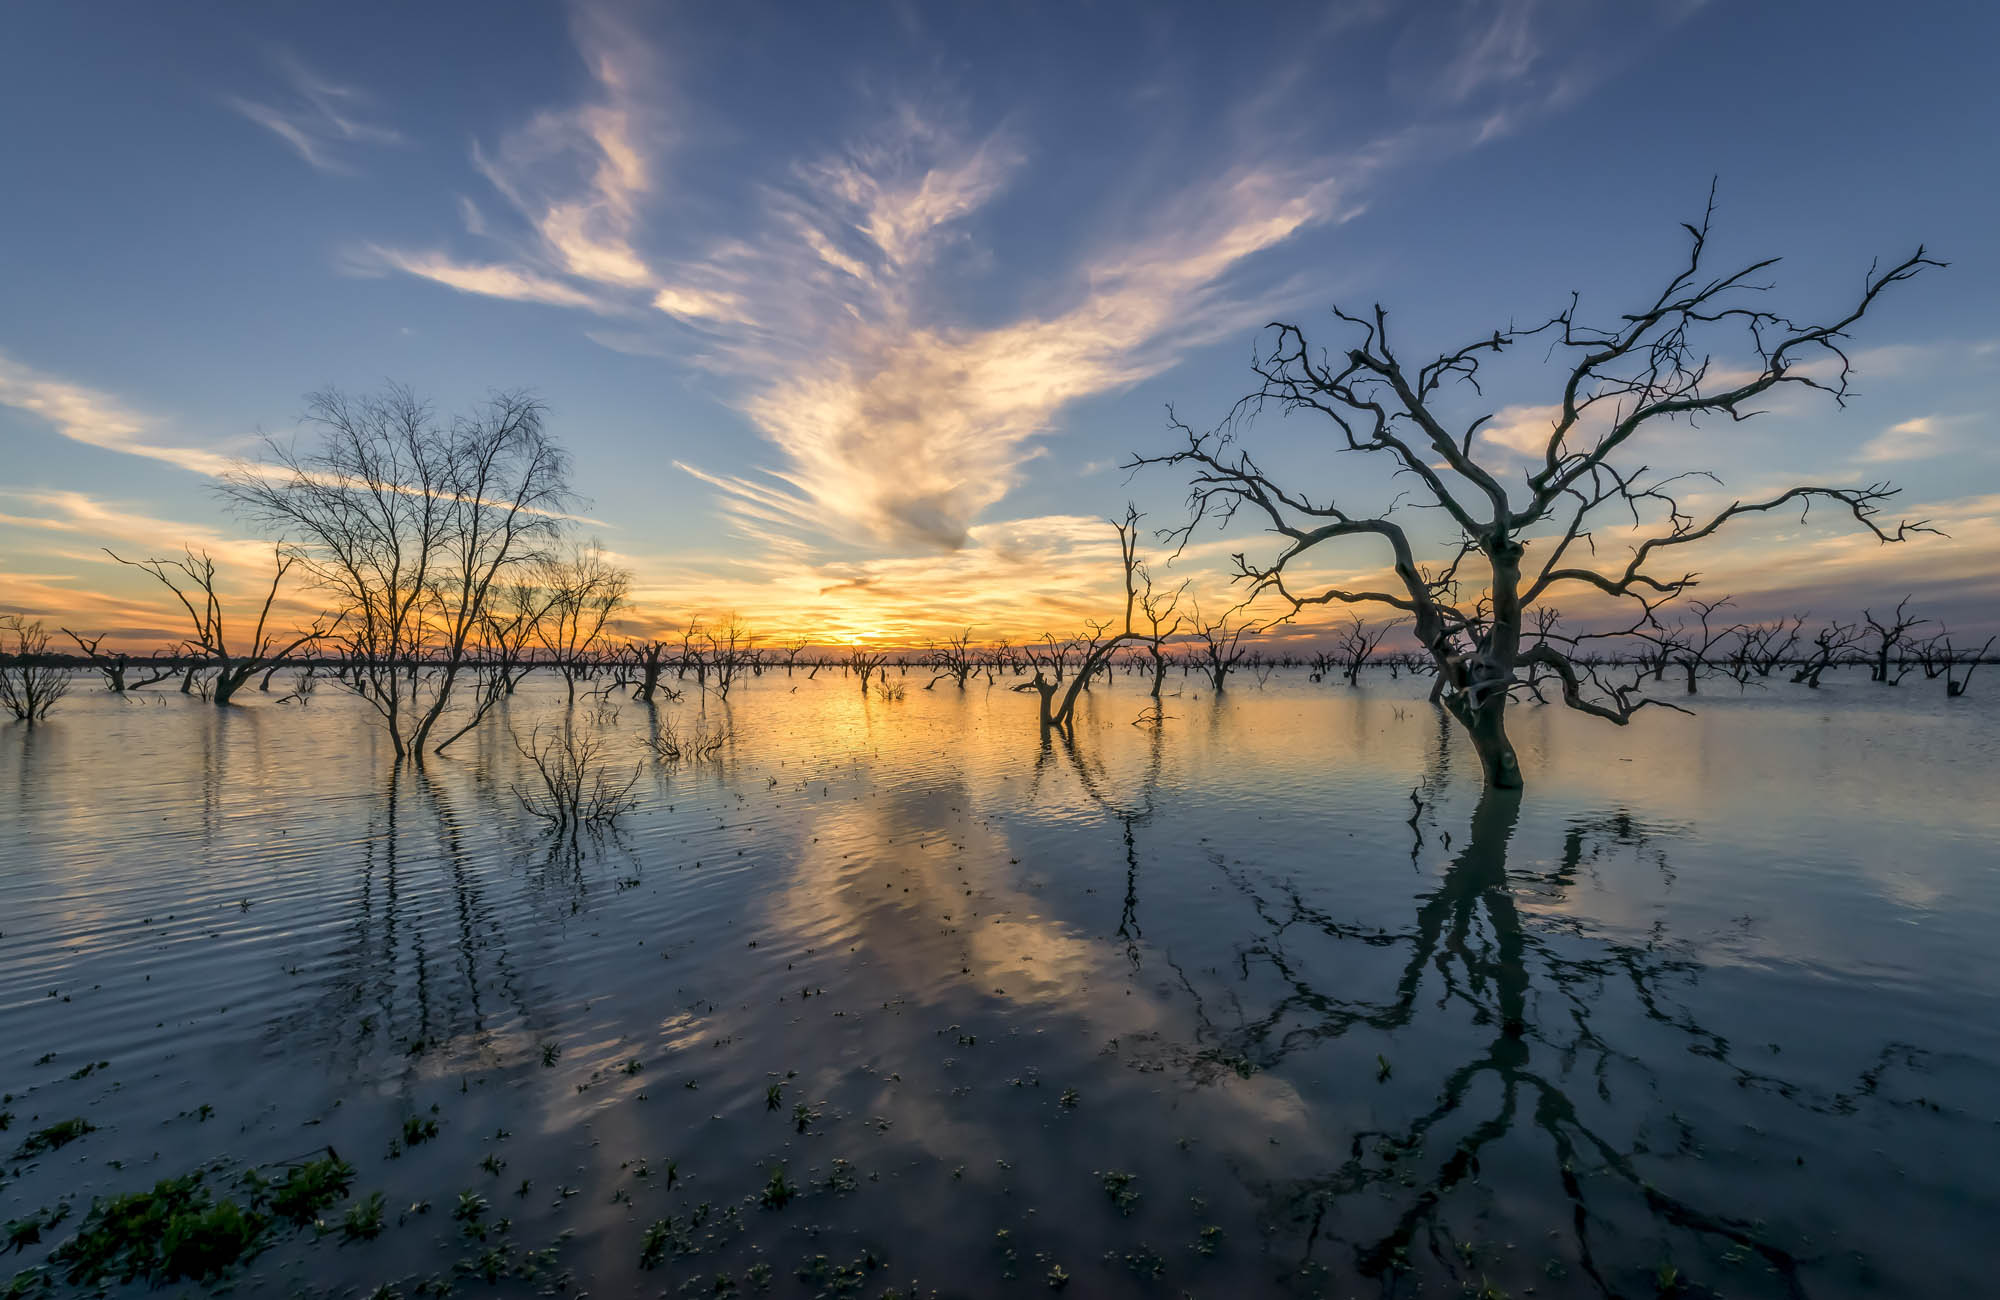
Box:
(109, 546, 334, 706)
(1137, 575, 1188, 699)
(1017, 507, 1142, 734)
(927, 630, 978, 689)
(1663, 598, 1742, 695)
(1728, 615, 1805, 682)
(61, 629, 134, 692)
(847, 647, 888, 691)
(222, 384, 572, 759)
(1792, 621, 1862, 688)
(704, 616, 754, 700)
(1189, 600, 1258, 692)
(1130, 192, 1939, 787)
(433, 580, 554, 754)
(1916, 629, 1994, 699)
(1861, 596, 1927, 684)
(632, 640, 684, 703)
(534, 541, 630, 702)
(0, 615, 70, 723)
(1333, 615, 1403, 686)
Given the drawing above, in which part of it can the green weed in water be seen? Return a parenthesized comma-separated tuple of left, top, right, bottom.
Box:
(12, 1119, 92, 1160)
(759, 1165, 798, 1209)
(342, 1192, 386, 1241)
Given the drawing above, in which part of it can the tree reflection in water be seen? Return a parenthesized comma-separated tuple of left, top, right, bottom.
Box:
(1054, 702, 1930, 1298)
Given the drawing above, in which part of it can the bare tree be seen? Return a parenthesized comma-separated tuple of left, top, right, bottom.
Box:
(1792, 620, 1862, 688)
(1137, 576, 1188, 699)
(704, 615, 754, 700)
(108, 546, 334, 706)
(535, 541, 630, 702)
(1914, 628, 1995, 699)
(1131, 194, 1938, 787)
(1017, 507, 1142, 734)
(1333, 615, 1403, 686)
(1726, 614, 1805, 682)
(846, 646, 888, 692)
(222, 385, 572, 759)
(61, 629, 133, 692)
(1661, 597, 1741, 695)
(0, 615, 70, 723)
(1861, 595, 1927, 684)
(927, 629, 979, 689)
(1188, 599, 1258, 692)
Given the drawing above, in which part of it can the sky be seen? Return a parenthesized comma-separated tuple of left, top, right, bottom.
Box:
(2, 0, 1996, 652)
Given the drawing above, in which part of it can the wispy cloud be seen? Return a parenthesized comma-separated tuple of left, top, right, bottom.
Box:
(1856, 414, 1970, 463)
(0, 353, 241, 478)
(363, 2, 1716, 583)
(353, 245, 617, 312)
(226, 51, 402, 174)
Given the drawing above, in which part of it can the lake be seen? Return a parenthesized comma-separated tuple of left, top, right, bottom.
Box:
(2, 667, 1995, 1298)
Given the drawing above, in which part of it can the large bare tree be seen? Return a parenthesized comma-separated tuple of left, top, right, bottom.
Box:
(1132, 198, 1938, 787)
(223, 384, 573, 759)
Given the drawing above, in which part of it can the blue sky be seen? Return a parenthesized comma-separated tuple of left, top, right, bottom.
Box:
(3, 0, 1995, 646)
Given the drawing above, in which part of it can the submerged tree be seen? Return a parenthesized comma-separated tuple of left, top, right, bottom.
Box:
(0, 615, 69, 723)
(1018, 506, 1142, 734)
(108, 546, 335, 705)
(1132, 196, 1939, 787)
(223, 384, 573, 759)
(534, 540, 631, 702)
(1188, 600, 1258, 692)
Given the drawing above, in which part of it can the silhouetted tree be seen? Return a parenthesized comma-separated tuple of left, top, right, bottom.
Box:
(222, 384, 572, 759)
(1018, 507, 1141, 734)
(1136, 575, 1188, 699)
(1862, 595, 1926, 684)
(1792, 620, 1862, 688)
(1132, 193, 1939, 787)
(534, 540, 630, 702)
(108, 546, 334, 705)
(1188, 599, 1258, 692)
(0, 615, 69, 723)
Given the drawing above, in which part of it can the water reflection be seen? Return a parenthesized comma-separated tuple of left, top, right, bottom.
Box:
(1, 677, 1994, 1298)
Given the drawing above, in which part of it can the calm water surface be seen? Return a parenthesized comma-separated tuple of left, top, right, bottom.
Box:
(2, 669, 1996, 1298)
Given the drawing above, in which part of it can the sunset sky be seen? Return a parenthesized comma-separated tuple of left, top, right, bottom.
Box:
(3, 0, 1996, 650)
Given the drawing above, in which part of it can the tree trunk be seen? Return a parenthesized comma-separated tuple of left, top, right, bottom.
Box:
(1459, 697, 1523, 790)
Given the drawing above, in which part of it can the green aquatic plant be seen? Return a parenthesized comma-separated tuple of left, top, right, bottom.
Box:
(401, 1114, 439, 1147)
(342, 1192, 386, 1241)
(50, 1173, 261, 1285)
(1097, 1169, 1140, 1214)
(251, 1152, 355, 1225)
(12, 1119, 93, 1160)
(759, 1165, 798, 1209)
(5, 1204, 67, 1254)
